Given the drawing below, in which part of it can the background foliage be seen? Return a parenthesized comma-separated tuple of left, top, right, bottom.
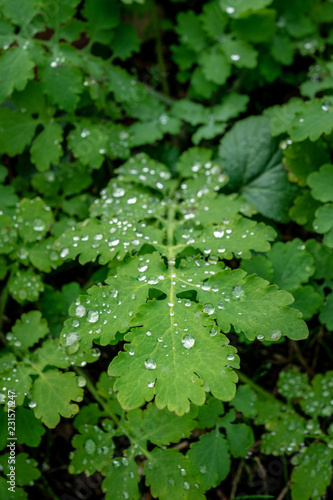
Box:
(0, 0, 333, 498)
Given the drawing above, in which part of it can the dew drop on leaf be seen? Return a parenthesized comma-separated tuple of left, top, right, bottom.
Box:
(75, 305, 86, 317)
(181, 335, 195, 349)
(203, 304, 215, 315)
(87, 310, 99, 323)
(144, 358, 157, 370)
(84, 439, 96, 455)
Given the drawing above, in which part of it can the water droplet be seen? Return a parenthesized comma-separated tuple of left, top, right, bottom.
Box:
(203, 304, 215, 315)
(232, 286, 244, 299)
(227, 353, 235, 361)
(75, 305, 86, 317)
(181, 335, 195, 349)
(60, 248, 69, 258)
(226, 6, 235, 14)
(33, 218, 46, 231)
(270, 330, 281, 341)
(257, 334, 265, 341)
(231, 54, 240, 61)
(65, 332, 79, 346)
(85, 439, 96, 454)
(87, 310, 99, 323)
(183, 482, 190, 490)
(29, 400, 37, 408)
(145, 358, 157, 370)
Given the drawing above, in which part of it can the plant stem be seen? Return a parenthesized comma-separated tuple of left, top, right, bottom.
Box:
(75, 367, 152, 459)
(237, 371, 277, 402)
(152, 2, 170, 96)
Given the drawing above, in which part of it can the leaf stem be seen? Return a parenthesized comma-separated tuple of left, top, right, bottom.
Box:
(74, 367, 152, 459)
(237, 371, 277, 403)
(151, 2, 170, 96)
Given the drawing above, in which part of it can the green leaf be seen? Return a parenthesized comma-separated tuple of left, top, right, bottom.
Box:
(319, 291, 333, 329)
(9, 311, 48, 349)
(221, 38, 258, 69)
(197, 398, 225, 428)
(300, 371, 333, 418)
(291, 285, 323, 321)
(109, 299, 239, 415)
(30, 122, 63, 172)
(68, 121, 108, 169)
(219, 116, 299, 222)
(224, 422, 254, 457)
(171, 100, 209, 126)
(130, 403, 197, 446)
(289, 100, 333, 142)
(278, 369, 309, 400)
(0, 0, 36, 26)
(176, 11, 207, 52)
(219, 0, 273, 17)
(111, 24, 141, 60)
(241, 254, 274, 283)
(270, 34, 294, 65)
(0, 477, 27, 500)
(83, 0, 120, 41)
(231, 385, 258, 418)
(201, 2, 227, 40)
(313, 204, 333, 247)
(0, 46, 34, 102)
(291, 443, 333, 500)
(15, 407, 46, 447)
(102, 456, 140, 500)
(8, 268, 44, 304)
(41, 63, 83, 112)
(282, 138, 330, 187)
(16, 197, 53, 243)
(200, 48, 231, 85)
(289, 191, 321, 228)
(70, 423, 115, 475)
(308, 164, 333, 202)
(31, 370, 83, 428)
(188, 431, 231, 489)
(231, 9, 277, 43)
(260, 409, 306, 455)
(145, 449, 205, 500)
(0, 108, 38, 156)
(266, 239, 315, 291)
(0, 453, 41, 486)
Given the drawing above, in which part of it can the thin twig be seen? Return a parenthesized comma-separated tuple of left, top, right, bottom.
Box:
(230, 460, 244, 499)
(276, 482, 290, 500)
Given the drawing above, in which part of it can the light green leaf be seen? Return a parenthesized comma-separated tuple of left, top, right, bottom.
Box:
(0, 0, 36, 26)
(231, 385, 258, 418)
(32, 370, 83, 428)
(201, 2, 227, 40)
(0, 477, 27, 500)
(219, 0, 273, 17)
(188, 431, 231, 490)
(109, 300, 239, 415)
(231, 9, 277, 43)
(289, 191, 321, 228)
(30, 122, 63, 171)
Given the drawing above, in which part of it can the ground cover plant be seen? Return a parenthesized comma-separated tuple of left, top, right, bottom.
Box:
(0, 0, 333, 498)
